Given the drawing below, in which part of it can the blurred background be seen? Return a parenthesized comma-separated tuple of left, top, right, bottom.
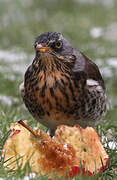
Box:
(0, 0, 117, 130)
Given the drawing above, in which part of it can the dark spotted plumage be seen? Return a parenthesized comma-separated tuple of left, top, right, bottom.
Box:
(20, 32, 106, 135)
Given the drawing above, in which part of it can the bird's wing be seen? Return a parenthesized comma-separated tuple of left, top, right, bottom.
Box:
(83, 54, 105, 89)
(72, 50, 105, 90)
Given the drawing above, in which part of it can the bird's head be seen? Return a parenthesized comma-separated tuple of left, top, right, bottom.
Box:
(34, 32, 75, 66)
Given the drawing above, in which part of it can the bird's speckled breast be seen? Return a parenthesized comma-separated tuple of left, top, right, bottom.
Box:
(23, 53, 106, 130)
(24, 63, 81, 129)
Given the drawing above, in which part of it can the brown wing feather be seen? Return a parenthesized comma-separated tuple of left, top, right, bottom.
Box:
(72, 49, 105, 90)
(83, 54, 105, 89)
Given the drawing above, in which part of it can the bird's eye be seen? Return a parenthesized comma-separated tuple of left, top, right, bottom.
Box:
(55, 40, 62, 49)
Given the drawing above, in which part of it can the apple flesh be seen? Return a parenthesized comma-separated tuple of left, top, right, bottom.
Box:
(54, 125, 109, 174)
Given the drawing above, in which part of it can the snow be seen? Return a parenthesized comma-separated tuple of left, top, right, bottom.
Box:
(0, 95, 19, 106)
(90, 27, 103, 38)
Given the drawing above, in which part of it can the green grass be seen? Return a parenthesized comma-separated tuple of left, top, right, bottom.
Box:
(0, 0, 117, 179)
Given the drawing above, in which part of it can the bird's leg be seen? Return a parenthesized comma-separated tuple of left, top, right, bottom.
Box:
(47, 129, 55, 137)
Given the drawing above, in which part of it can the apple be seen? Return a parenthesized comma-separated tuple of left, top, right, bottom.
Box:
(2, 121, 78, 177)
(54, 125, 109, 175)
(2, 121, 109, 178)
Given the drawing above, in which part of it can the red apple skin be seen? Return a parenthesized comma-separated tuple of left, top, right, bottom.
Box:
(8, 129, 21, 138)
(69, 166, 93, 178)
(68, 157, 109, 178)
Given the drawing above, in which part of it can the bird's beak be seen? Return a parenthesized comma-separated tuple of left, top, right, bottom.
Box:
(36, 44, 51, 53)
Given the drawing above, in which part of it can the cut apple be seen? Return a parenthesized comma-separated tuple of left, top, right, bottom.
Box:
(54, 125, 109, 175)
(2, 121, 78, 176)
(2, 121, 42, 173)
(2, 121, 109, 178)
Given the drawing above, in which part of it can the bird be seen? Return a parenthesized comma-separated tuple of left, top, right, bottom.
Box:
(20, 32, 106, 136)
